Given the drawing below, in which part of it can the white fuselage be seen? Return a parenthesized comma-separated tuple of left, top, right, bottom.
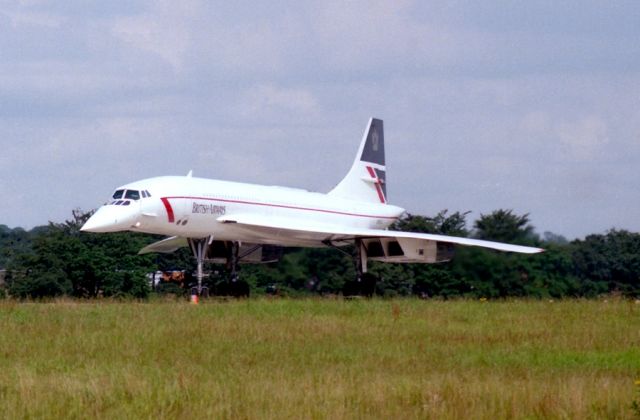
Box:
(83, 176, 405, 247)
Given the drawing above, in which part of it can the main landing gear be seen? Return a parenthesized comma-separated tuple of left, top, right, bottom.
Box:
(354, 238, 367, 282)
(216, 242, 251, 297)
(323, 238, 378, 297)
(187, 237, 250, 298)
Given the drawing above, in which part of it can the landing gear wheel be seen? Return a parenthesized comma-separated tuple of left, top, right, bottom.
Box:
(231, 279, 250, 298)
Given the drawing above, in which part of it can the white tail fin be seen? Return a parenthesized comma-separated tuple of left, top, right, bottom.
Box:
(328, 118, 387, 204)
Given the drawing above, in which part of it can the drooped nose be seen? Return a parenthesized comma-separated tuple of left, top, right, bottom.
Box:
(80, 205, 137, 233)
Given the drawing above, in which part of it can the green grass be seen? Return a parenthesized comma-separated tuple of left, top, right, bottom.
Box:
(0, 298, 639, 419)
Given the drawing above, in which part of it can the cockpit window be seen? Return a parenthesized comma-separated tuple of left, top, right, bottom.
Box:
(112, 189, 125, 199)
(125, 190, 141, 200)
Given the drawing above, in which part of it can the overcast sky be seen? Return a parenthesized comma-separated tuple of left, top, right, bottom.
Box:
(1, 1, 639, 239)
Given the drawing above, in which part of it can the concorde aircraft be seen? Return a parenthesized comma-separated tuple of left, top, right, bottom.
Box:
(81, 118, 543, 295)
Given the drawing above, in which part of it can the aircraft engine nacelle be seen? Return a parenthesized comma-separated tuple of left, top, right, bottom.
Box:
(363, 237, 455, 264)
(205, 241, 283, 264)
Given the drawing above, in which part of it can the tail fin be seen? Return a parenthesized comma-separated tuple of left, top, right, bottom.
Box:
(328, 118, 387, 204)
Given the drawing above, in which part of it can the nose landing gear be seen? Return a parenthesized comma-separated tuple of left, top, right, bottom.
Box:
(188, 236, 214, 296)
(187, 237, 250, 298)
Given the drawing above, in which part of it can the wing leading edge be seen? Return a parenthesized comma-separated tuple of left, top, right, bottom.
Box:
(139, 236, 188, 254)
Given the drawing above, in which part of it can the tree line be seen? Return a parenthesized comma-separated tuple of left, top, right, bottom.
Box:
(1, 209, 639, 299)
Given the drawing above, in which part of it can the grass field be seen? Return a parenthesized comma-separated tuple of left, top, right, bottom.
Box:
(0, 298, 639, 419)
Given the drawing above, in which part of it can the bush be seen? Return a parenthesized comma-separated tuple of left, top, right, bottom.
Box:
(8, 271, 72, 299)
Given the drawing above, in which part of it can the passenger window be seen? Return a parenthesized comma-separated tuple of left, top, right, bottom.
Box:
(125, 190, 141, 200)
(112, 189, 125, 199)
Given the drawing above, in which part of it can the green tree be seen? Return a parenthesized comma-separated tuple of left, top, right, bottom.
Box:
(474, 209, 538, 245)
(523, 243, 579, 298)
(571, 230, 640, 297)
(0, 225, 34, 269)
(7, 210, 155, 298)
(447, 210, 544, 298)
(392, 210, 470, 236)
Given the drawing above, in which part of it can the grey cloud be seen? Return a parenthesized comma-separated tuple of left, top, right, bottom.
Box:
(1, 1, 639, 238)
